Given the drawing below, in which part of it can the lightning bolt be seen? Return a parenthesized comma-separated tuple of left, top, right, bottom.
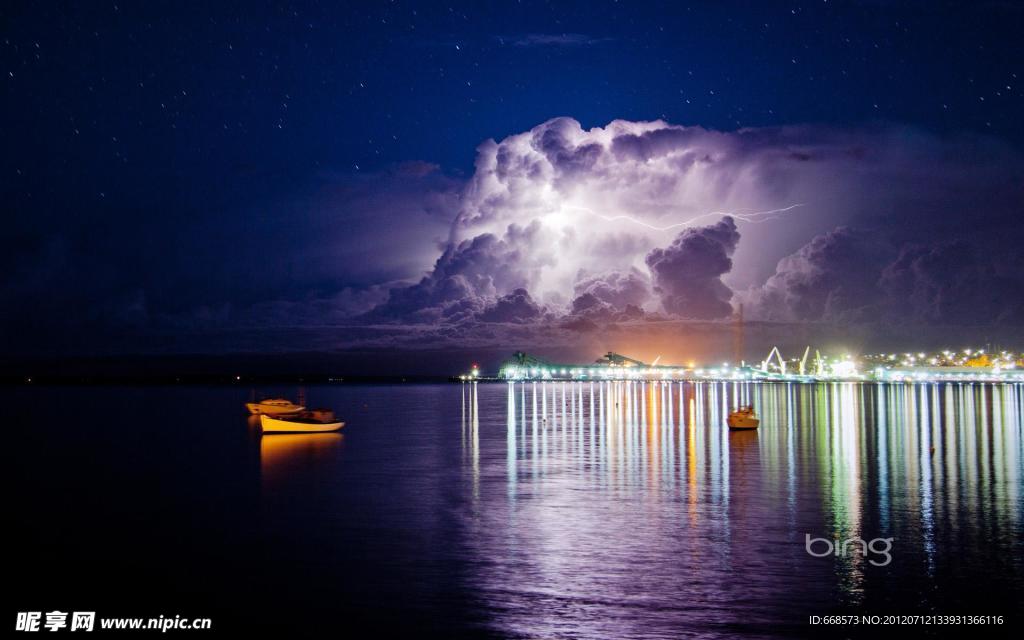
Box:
(560, 203, 804, 232)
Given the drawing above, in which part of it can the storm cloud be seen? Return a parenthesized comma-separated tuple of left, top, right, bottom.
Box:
(358, 116, 1024, 355)
(744, 229, 1024, 326)
(880, 242, 1024, 325)
(332, 116, 1024, 357)
(645, 217, 740, 319)
(744, 227, 889, 323)
(6, 116, 1024, 359)
(569, 268, 651, 317)
(477, 288, 546, 324)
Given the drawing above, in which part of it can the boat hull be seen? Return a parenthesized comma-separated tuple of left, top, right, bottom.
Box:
(727, 408, 760, 429)
(246, 402, 305, 415)
(260, 414, 344, 433)
(727, 417, 760, 429)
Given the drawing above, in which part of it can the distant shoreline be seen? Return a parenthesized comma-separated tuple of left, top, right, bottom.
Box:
(2, 373, 455, 386)
(7, 375, 1022, 387)
(0, 349, 508, 384)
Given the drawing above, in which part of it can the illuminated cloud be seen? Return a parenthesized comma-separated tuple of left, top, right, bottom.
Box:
(7, 116, 1024, 360)
(376, 117, 826, 321)
(369, 116, 1024, 336)
(745, 229, 1024, 326)
(365, 220, 553, 323)
(645, 216, 740, 319)
(570, 268, 651, 316)
(477, 288, 546, 323)
(743, 227, 888, 323)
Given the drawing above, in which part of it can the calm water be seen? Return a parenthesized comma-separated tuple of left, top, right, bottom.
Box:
(9, 382, 1023, 638)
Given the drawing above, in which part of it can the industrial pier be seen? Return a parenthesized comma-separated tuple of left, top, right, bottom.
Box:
(458, 349, 1024, 384)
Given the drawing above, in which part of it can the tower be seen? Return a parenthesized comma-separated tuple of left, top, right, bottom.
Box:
(732, 303, 745, 366)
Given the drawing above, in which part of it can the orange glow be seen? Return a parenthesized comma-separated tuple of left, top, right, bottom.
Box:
(260, 433, 343, 485)
(687, 397, 697, 522)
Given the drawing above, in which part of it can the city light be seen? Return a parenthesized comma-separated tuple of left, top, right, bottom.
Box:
(469, 346, 1024, 383)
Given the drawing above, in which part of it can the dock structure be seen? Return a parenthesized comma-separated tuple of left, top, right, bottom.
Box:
(473, 348, 1024, 384)
(498, 350, 810, 383)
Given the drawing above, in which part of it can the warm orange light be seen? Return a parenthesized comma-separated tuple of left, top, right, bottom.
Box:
(260, 433, 343, 485)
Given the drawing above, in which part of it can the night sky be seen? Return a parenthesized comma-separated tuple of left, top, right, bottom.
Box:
(3, 1, 1023, 370)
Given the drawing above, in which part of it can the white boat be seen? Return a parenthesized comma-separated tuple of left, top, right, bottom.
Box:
(727, 406, 759, 430)
(260, 410, 344, 433)
(246, 398, 305, 415)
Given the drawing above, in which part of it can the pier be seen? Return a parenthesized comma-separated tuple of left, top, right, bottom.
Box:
(459, 349, 1024, 384)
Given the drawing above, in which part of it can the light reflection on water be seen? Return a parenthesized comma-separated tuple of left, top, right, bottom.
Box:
(459, 381, 1023, 639)
(10, 382, 1023, 636)
(260, 433, 344, 489)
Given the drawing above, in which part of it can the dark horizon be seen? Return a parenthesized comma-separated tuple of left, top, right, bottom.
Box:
(4, 318, 1021, 381)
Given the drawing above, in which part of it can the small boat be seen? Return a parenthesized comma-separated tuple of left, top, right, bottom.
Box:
(246, 398, 305, 415)
(260, 409, 344, 433)
(727, 406, 759, 430)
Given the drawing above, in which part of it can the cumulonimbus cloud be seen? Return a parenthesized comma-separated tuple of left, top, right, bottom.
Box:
(372, 116, 819, 323)
(645, 216, 740, 319)
(570, 267, 651, 319)
(10, 116, 1022, 360)
(369, 116, 1024, 331)
(741, 227, 888, 323)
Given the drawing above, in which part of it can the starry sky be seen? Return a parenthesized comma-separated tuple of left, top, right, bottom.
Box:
(2, 1, 1023, 369)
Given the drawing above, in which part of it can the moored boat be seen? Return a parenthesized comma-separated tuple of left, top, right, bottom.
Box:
(246, 398, 305, 415)
(727, 406, 759, 430)
(260, 410, 344, 433)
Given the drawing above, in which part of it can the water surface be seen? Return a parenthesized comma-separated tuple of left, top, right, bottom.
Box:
(9, 381, 1023, 637)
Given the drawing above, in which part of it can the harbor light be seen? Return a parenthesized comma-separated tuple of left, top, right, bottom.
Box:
(491, 347, 1024, 383)
(831, 360, 857, 377)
